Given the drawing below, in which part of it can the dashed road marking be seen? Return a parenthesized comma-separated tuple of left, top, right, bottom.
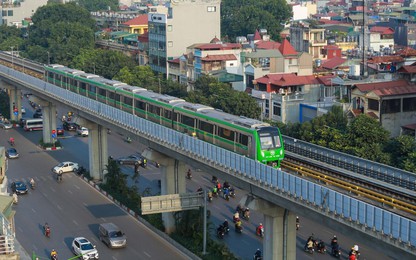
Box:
(143, 251, 151, 258)
(68, 190, 73, 194)
(74, 184, 80, 190)
(57, 205, 62, 211)
(31, 208, 36, 213)
(72, 220, 79, 226)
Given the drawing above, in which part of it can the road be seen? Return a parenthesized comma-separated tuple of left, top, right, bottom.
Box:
(2, 97, 394, 260)
(2, 101, 189, 260)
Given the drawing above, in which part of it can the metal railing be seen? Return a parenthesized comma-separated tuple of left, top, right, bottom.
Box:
(1, 65, 416, 250)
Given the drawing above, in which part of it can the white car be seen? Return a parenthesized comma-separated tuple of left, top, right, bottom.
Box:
(77, 127, 89, 137)
(21, 107, 26, 114)
(53, 161, 79, 174)
(0, 120, 13, 129)
(72, 237, 99, 260)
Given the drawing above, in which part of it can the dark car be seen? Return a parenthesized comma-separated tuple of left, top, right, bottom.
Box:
(116, 155, 147, 167)
(6, 148, 19, 159)
(57, 127, 64, 136)
(33, 109, 42, 118)
(63, 121, 77, 131)
(11, 181, 28, 195)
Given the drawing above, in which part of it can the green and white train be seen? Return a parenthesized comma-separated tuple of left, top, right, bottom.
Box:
(44, 64, 285, 167)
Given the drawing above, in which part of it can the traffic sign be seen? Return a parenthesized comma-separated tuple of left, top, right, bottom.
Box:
(52, 129, 57, 138)
(52, 133, 57, 138)
(13, 111, 18, 116)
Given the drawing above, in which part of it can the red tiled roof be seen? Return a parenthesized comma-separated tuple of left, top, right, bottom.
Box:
(322, 57, 347, 69)
(256, 73, 318, 86)
(373, 85, 416, 97)
(254, 30, 262, 41)
(318, 19, 344, 24)
(210, 37, 221, 43)
(168, 58, 180, 64)
(368, 55, 404, 63)
(397, 65, 416, 74)
(201, 54, 237, 61)
(316, 75, 337, 86)
(195, 43, 241, 50)
(278, 39, 297, 56)
(255, 40, 281, 50)
(354, 79, 409, 92)
(370, 26, 394, 35)
(323, 45, 341, 50)
(123, 14, 148, 26)
(396, 47, 416, 57)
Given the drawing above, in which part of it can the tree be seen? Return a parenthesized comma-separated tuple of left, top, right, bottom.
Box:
(385, 135, 416, 168)
(77, 0, 119, 12)
(221, 0, 291, 41)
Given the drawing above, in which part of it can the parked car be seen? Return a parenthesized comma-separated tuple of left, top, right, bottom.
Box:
(11, 181, 28, 195)
(71, 237, 99, 260)
(57, 127, 64, 136)
(77, 127, 89, 137)
(116, 155, 146, 167)
(21, 106, 26, 114)
(6, 148, 19, 159)
(53, 161, 79, 174)
(0, 120, 13, 129)
(63, 121, 78, 131)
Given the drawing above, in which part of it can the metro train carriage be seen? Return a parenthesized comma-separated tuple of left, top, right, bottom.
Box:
(44, 64, 284, 167)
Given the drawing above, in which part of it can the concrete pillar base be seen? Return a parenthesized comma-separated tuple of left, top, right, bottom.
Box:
(240, 195, 297, 260)
(142, 148, 186, 234)
(85, 122, 108, 181)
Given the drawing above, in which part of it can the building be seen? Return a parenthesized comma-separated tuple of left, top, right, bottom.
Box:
(0, 0, 48, 26)
(360, 26, 395, 53)
(350, 79, 416, 137)
(148, 0, 221, 76)
(119, 14, 148, 34)
(290, 21, 327, 59)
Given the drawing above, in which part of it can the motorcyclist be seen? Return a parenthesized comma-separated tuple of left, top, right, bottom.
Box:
(254, 248, 262, 260)
(223, 181, 230, 190)
(9, 137, 14, 146)
(331, 235, 339, 255)
(216, 181, 221, 191)
(233, 211, 240, 223)
(44, 223, 51, 237)
(57, 172, 62, 182)
(217, 225, 225, 238)
(317, 239, 325, 253)
(207, 191, 213, 201)
(211, 176, 218, 183)
(196, 187, 203, 194)
(186, 169, 192, 179)
(223, 186, 230, 199)
(235, 219, 242, 232)
(30, 178, 35, 188)
(242, 207, 250, 220)
(236, 204, 243, 214)
(306, 239, 314, 252)
(256, 223, 264, 237)
(50, 249, 57, 259)
(223, 219, 229, 232)
(212, 186, 218, 196)
(12, 192, 18, 204)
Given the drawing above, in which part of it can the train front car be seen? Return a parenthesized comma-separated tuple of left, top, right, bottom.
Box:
(256, 126, 284, 168)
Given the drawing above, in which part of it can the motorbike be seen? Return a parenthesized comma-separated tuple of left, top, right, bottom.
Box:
(316, 240, 326, 253)
(51, 254, 58, 260)
(223, 188, 230, 201)
(44, 225, 51, 238)
(256, 226, 264, 237)
(186, 170, 192, 180)
(217, 226, 225, 239)
(211, 176, 218, 184)
(57, 173, 62, 183)
(229, 187, 236, 198)
(126, 136, 132, 143)
(12, 193, 18, 204)
(242, 209, 250, 221)
(207, 192, 213, 202)
(30, 182, 35, 190)
(235, 224, 243, 233)
(9, 139, 14, 146)
(331, 245, 341, 258)
(154, 162, 160, 168)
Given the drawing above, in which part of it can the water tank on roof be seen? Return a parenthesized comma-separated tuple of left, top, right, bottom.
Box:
(328, 39, 336, 45)
(349, 65, 360, 77)
(315, 59, 322, 67)
(236, 36, 247, 43)
(259, 29, 268, 35)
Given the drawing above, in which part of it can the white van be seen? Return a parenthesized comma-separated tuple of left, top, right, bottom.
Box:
(99, 223, 126, 248)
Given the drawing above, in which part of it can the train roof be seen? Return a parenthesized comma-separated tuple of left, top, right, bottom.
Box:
(76, 71, 100, 80)
(137, 91, 185, 104)
(118, 85, 147, 94)
(93, 77, 126, 87)
(47, 64, 84, 75)
(175, 102, 270, 129)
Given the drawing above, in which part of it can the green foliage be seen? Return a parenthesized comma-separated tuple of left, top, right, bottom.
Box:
(187, 76, 261, 118)
(385, 135, 416, 168)
(221, 0, 291, 41)
(0, 25, 25, 52)
(72, 49, 135, 79)
(77, 0, 119, 12)
(0, 91, 10, 119)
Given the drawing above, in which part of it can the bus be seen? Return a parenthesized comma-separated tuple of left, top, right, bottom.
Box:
(24, 118, 43, 131)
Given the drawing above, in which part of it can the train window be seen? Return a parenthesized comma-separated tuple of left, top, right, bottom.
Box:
(89, 85, 96, 94)
(115, 94, 121, 103)
(80, 82, 87, 91)
(98, 88, 106, 97)
(109, 92, 115, 100)
(163, 110, 172, 119)
(172, 112, 178, 121)
(181, 114, 194, 127)
(239, 134, 248, 146)
(259, 131, 281, 149)
(199, 120, 213, 133)
(135, 100, 145, 110)
(148, 104, 160, 115)
(124, 96, 133, 106)
(218, 126, 235, 141)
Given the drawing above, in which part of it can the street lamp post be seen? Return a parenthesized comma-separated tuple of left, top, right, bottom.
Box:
(10, 46, 14, 67)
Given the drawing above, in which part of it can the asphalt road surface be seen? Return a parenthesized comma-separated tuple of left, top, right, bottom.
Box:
(2, 98, 396, 260)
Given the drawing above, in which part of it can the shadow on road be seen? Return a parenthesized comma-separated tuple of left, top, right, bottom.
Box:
(86, 203, 127, 218)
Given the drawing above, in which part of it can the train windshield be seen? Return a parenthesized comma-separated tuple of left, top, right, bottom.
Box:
(258, 130, 282, 150)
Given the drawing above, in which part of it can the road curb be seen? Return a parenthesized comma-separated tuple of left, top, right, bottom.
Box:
(81, 176, 201, 260)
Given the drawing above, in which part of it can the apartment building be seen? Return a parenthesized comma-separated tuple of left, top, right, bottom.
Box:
(148, 0, 221, 76)
(0, 0, 48, 26)
(290, 22, 326, 59)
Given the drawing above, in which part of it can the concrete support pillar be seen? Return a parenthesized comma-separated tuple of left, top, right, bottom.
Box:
(42, 103, 57, 144)
(142, 149, 186, 234)
(8, 87, 22, 122)
(85, 122, 108, 181)
(241, 195, 297, 260)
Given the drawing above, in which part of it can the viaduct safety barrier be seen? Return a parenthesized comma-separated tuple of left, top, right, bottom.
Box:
(1, 65, 415, 252)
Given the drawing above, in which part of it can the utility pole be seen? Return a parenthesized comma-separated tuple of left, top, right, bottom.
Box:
(361, 0, 367, 77)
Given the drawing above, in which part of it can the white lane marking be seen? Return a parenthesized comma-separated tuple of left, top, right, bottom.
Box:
(17, 226, 23, 233)
(50, 187, 56, 192)
(74, 184, 80, 190)
(73, 220, 79, 226)
(40, 176, 47, 181)
(143, 251, 151, 258)
(112, 257, 118, 260)
(100, 217, 106, 222)
(68, 189, 73, 194)
(241, 239, 250, 245)
(83, 203, 88, 207)
(31, 208, 36, 213)
(57, 205, 62, 211)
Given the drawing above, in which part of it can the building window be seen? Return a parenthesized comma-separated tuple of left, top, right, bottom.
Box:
(207, 6, 216, 12)
(403, 97, 416, 112)
(273, 103, 281, 116)
(368, 98, 379, 111)
(168, 41, 173, 47)
(8, 10, 13, 16)
(168, 25, 172, 32)
(381, 99, 401, 114)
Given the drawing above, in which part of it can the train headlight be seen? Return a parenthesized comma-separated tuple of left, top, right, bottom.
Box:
(261, 152, 264, 157)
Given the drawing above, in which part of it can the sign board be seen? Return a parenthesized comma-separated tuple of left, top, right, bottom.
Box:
(52, 133, 57, 138)
(13, 111, 18, 116)
(141, 192, 204, 215)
